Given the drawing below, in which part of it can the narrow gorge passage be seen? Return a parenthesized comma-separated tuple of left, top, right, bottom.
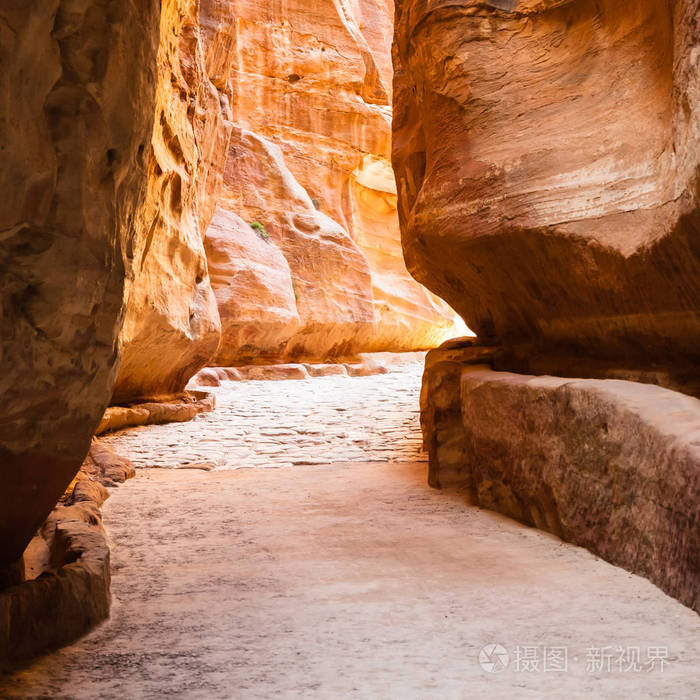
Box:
(99, 359, 429, 470)
(2, 365, 699, 699)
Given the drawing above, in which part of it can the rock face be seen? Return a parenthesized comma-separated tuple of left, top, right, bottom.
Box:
(207, 0, 460, 363)
(205, 208, 300, 364)
(421, 348, 700, 610)
(112, 0, 236, 402)
(401, 2, 700, 609)
(393, 0, 700, 391)
(0, 440, 134, 671)
(217, 127, 376, 359)
(0, 1, 160, 570)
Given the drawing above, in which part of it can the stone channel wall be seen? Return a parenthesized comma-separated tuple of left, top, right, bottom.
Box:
(421, 341, 700, 611)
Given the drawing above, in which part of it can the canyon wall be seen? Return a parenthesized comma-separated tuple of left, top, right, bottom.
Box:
(0, 0, 161, 571)
(0, 0, 465, 574)
(208, 0, 460, 363)
(113, 0, 463, 388)
(394, 0, 700, 392)
(112, 0, 235, 402)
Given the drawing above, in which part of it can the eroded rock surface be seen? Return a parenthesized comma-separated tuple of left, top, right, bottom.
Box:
(207, 0, 460, 363)
(393, 0, 700, 389)
(205, 209, 300, 364)
(218, 127, 376, 359)
(112, 0, 236, 402)
(0, 0, 160, 570)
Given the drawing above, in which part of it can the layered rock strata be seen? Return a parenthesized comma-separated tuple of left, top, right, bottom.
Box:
(421, 344, 700, 610)
(0, 0, 160, 571)
(393, 0, 700, 391)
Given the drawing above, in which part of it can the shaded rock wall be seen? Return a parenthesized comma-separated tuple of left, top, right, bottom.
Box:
(0, 0, 160, 569)
(208, 0, 460, 363)
(401, 1, 700, 608)
(393, 0, 700, 390)
(0, 441, 134, 671)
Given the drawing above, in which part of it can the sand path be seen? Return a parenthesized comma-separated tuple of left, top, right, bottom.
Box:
(2, 367, 698, 698)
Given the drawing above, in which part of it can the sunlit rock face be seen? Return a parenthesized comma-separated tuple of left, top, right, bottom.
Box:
(393, 0, 700, 391)
(205, 208, 301, 364)
(0, 0, 160, 569)
(112, 0, 235, 402)
(208, 0, 459, 363)
(218, 127, 376, 359)
(350, 155, 463, 351)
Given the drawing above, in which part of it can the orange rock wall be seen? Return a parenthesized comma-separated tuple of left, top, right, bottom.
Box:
(208, 0, 461, 363)
(112, 0, 236, 402)
(113, 0, 462, 383)
(393, 0, 700, 389)
(205, 207, 301, 364)
(216, 126, 376, 360)
(0, 0, 161, 569)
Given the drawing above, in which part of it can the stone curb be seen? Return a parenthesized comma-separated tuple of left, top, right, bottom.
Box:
(96, 391, 216, 435)
(422, 349, 700, 611)
(0, 442, 135, 672)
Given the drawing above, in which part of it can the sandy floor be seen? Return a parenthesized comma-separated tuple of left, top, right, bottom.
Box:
(1, 371, 699, 698)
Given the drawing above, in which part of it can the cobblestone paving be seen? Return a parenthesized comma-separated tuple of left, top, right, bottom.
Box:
(100, 363, 427, 470)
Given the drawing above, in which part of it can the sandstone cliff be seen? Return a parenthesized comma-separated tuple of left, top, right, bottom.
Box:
(208, 0, 460, 363)
(115, 0, 462, 385)
(0, 0, 160, 570)
(112, 0, 234, 402)
(393, 0, 700, 391)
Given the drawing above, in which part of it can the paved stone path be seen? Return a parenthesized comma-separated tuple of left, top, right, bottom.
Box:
(2, 362, 699, 699)
(100, 362, 427, 470)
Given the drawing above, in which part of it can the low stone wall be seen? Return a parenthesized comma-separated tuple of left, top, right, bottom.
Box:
(422, 343, 700, 611)
(0, 442, 134, 672)
(97, 391, 216, 435)
(189, 351, 429, 387)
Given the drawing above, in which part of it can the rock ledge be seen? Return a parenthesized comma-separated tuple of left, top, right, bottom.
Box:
(422, 347, 700, 611)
